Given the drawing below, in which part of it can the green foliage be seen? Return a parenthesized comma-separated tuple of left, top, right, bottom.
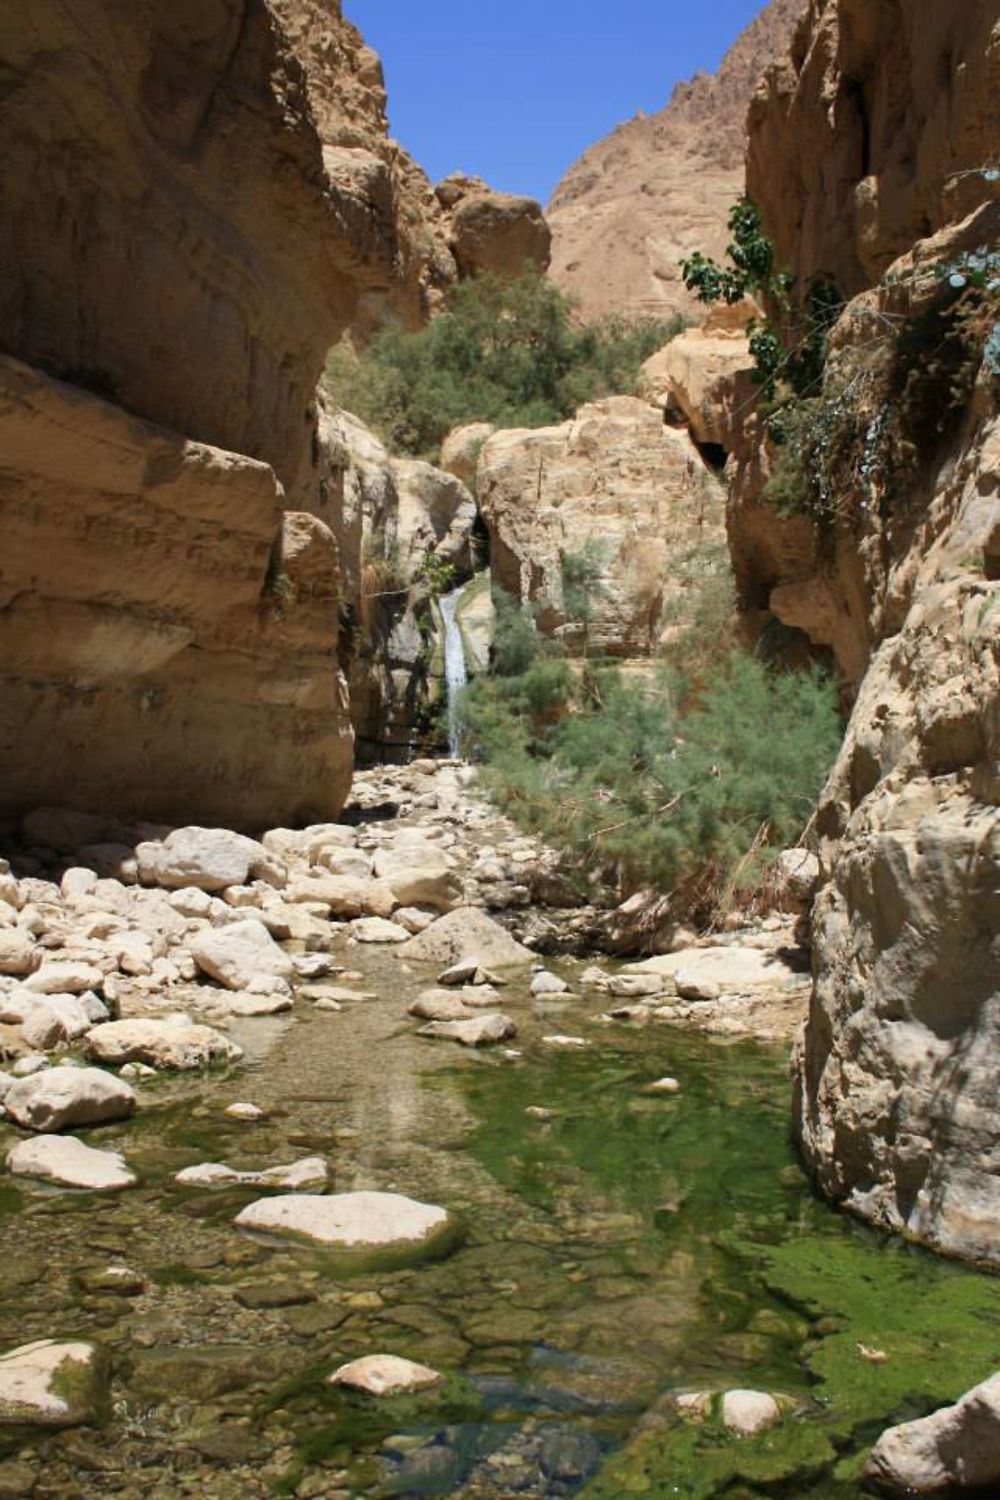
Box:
(324, 272, 684, 458)
(560, 538, 612, 657)
(461, 625, 840, 922)
(682, 198, 841, 405)
(416, 551, 457, 598)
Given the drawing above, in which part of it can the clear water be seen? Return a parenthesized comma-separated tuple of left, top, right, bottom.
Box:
(1, 950, 998, 1499)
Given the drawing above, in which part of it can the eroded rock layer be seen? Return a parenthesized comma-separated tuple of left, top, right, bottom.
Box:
(735, 0, 1000, 1264)
(0, 356, 352, 828)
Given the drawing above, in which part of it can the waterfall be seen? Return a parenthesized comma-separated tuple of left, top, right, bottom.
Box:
(438, 583, 468, 758)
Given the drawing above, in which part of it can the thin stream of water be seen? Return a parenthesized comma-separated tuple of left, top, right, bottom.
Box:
(438, 585, 468, 758)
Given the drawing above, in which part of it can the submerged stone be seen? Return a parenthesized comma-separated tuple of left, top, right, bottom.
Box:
(234, 1189, 458, 1266)
(328, 1353, 443, 1395)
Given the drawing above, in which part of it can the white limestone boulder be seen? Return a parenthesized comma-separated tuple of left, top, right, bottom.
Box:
(4, 1066, 135, 1131)
(189, 919, 293, 991)
(864, 1372, 1000, 1495)
(7, 1135, 137, 1191)
(84, 1019, 242, 1070)
(400, 907, 533, 968)
(136, 827, 284, 892)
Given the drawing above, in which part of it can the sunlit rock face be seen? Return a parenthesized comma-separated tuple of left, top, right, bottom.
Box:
(734, 0, 1000, 1264)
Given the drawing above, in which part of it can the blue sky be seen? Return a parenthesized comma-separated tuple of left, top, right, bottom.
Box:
(343, 1, 769, 205)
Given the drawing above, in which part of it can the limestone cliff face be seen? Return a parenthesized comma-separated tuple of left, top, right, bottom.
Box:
(0, 356, 352, 828)
(747, 0, 1000, 300)
(0, 0, 429, 827)
(726, 0, 1000, 1264)
(477, 397, 725, 658)
(547, 0, 803, 321)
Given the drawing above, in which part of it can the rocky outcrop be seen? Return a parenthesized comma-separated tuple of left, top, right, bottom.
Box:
(435, 175, 551, 280)
(747, 0, 1000, 300)
(477, 397, 725, 656)
(547, 0, 803, 321)
(640, 302, 758, 453)
(315, 404, 479, 759)
(726, 0, 1000, 1265)
(0, 356, 352, 827)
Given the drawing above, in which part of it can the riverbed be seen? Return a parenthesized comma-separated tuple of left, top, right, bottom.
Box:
(1, 772, 998, 1500)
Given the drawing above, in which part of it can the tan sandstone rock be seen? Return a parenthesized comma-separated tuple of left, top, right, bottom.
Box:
(478, 397, 725, 656)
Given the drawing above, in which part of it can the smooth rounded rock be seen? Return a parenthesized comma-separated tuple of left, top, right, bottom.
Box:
(234, 1190, 457, 1266)
(189, 918, 293, 991)
(721, 1389, 781, 1435)
(327, 1353, 442, 1395)
(4, 1066, 135, 1131)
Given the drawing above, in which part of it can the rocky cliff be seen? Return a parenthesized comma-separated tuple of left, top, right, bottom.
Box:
(723, 0, 1000, 1264)
(547, 0, 803, 321)
(0, 0, 437, 828)
(477, 397, 725, 657)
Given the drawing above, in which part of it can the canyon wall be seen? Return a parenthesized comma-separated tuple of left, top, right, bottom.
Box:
(0, 0, 527, 823)
(733, 0, 1000, 1263)
(547, 0, 803, 322)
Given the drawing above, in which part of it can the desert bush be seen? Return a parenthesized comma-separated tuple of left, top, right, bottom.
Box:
(460, 578, 841, 922)
(324, 272, 683, 459)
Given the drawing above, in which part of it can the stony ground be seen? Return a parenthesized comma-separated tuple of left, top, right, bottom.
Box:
(0, 760, 815, 1495)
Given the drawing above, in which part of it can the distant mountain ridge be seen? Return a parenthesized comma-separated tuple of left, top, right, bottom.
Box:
(547, 0, 805, 321)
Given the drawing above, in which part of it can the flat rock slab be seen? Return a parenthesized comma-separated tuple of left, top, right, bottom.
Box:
(234, 1190, 458, 1267)
(408, 990, 475, 1022)
(222, 992, 293, 1017)
(175, 1156, 326, 1190)
(400, 907, 533, 969)
(85, 1019, 242, 1070)
(7, 1135, 136, 1192)
(328, 1354, 442, 1395)
(4, 1066, 135, 1131)
(624, 945, 802, 991)
(0, 1339, 105, 1427)
(418, 1014, 517, 1047)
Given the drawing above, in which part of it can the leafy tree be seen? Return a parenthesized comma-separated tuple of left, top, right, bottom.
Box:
(325, 272, 684, 459)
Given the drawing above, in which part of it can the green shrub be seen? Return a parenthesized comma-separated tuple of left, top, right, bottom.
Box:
(324, 272, 684, 459)
(461, 644, 840, 922)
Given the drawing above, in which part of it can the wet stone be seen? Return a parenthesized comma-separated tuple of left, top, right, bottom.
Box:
(233, 1279, 318, 1310)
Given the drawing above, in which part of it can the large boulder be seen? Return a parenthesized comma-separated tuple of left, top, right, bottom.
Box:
(136, 829, 278, 893)
(399, 907, 533, 969)
(85, 1020, 242, 1071)
(189, 919, 294, 990)
(436, 174, 551, 279)
(864, 1372, 1000, 1495)
(640, 301, 758, 453)
(478, 397, 725, 656)
(4, 1066, 135, 1131)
